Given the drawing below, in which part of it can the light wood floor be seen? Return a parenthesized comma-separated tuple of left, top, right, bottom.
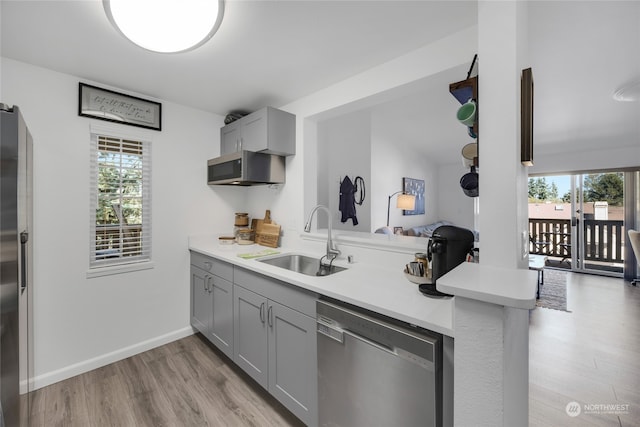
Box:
(25, 335, 303, 427)
(24, 272, 640, 426)
(529, 271, 640, 426)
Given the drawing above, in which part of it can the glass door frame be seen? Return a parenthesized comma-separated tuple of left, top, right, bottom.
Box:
(570, 175, 580, 271)
(570, 173, 625, 277)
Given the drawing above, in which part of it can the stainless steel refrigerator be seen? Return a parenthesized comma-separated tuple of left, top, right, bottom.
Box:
(1, 103, 33, 427)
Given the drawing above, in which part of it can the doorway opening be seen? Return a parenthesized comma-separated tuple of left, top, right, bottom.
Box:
(528, 171, 629, 277)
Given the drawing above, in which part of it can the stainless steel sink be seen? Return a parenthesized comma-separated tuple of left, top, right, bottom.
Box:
(258, 254, 346, 277)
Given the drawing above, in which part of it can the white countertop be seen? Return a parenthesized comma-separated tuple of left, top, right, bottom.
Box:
(188, 235, 454, 336)
(437, 262, 538, 309)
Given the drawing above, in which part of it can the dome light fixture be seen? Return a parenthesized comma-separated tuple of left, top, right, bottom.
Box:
(613, 80, 640, 102)
(103, 0, 224, 53)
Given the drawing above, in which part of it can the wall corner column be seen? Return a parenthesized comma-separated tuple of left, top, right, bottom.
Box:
(438, 263, 537, 427)
(478, 0, 530, 270)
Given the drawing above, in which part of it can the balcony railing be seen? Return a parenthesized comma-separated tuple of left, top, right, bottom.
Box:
(583, 219, 625, 264)
(529, 218, 625, 265)
(95, 224, 143, 259)
(529, 219, 572, 259)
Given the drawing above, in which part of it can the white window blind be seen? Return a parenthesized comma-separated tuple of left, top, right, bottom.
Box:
(89, 132, 151, 269)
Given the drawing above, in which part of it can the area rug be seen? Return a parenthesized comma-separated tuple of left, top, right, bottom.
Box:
(536, 269, 570, 312)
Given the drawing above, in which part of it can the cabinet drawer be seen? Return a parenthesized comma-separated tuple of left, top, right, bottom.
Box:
(234, 267, 317, 317)
(190, 251, 233, 282)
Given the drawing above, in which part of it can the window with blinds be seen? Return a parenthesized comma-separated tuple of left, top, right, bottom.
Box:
(89, 133, 151, 269)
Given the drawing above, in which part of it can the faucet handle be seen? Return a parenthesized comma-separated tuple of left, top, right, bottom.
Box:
(328, 245, 341, 258)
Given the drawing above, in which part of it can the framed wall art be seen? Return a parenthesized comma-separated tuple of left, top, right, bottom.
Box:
(79, 82, 162, 131)
(402, 177, 425, 215)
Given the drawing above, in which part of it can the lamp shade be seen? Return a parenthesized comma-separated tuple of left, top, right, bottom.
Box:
(396, 194, 416, 210)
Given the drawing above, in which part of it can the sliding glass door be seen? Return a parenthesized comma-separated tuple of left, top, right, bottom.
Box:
(529, 174, 573, 269)
(529, 171, 627, 277)
(573, 173, 625, 276)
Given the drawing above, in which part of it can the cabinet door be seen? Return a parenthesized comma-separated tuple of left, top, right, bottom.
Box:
(233, 285, 269, 388)
(220, 121, 240, 155)
(239, 109, 267, 152)
(190, 265, 211, 337)
(210, 275, 234, 360)
(268, 301, 318, 426)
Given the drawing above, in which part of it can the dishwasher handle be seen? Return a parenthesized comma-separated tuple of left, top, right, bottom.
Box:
(343, 329, 397, 355)
(318, 318, 396, 356)
(317, 318, 344, 344)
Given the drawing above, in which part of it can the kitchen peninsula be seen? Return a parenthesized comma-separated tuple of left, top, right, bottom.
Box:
(189, 234, 454, 335)
(189, 233, 537, 426)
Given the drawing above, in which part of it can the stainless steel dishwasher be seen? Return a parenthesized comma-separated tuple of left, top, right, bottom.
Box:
(317, 299, 444, 427)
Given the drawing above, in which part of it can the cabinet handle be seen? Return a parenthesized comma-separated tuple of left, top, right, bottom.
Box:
(239, 138, 243, 152)
(259, 302, 265, 323)
(204, 261, 212, 270)
(267, 305, 273, 327)
(203, 274, 209, 292)
(208, 276, 213, 294)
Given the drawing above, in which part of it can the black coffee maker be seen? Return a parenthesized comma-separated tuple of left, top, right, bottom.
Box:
(420, 225, 475, 297)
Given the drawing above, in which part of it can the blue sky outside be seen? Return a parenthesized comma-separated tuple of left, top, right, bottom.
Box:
(547, 175, 570, 198)
(530, 175, 571, 199)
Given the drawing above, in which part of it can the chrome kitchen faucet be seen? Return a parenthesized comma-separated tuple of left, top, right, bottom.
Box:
(304, 205, 341, 264)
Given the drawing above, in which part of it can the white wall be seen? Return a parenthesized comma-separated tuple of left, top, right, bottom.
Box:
(529, 144, 640, 175)
(436, 162, 475, 230)
(315, 105, 441, 234)
(477, 1, 530, 270)
(370, 109, 437, 231)
(247, 25, 479, 237)
(245, 26, 479, 238)
(317, 110, 371, 232)
(1, 58, 244, 388)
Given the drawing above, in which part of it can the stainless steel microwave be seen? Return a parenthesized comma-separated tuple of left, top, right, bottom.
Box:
(207, 150, 285, 186)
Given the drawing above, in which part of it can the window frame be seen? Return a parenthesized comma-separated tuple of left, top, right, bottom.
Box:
(87, 124, 153, 277)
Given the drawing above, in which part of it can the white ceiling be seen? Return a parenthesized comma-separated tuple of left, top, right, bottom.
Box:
(1, 1, 639, 166)
(334, 0, 640, 165)
(528, 1, 640, 156)
(0, 0, 477, 115)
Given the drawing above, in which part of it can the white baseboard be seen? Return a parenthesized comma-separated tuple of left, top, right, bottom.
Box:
(30, 326, 196, 391)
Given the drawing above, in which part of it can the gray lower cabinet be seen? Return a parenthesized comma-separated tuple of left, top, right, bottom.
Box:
(190, 252, 234, 360)
(268, 299, 317, 423)
(209, 274, 233, 358)
(233, 268, 318, 427)
(190, 253, 317, 426)
(190, 264, 211, 334)
(233, 285, 269, 384)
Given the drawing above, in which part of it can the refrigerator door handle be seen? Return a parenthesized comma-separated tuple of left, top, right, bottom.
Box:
(20, 231, 28, 293)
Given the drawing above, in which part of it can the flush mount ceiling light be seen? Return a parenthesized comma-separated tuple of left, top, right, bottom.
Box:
(613, 80, 640, 102)
(103, 0, 224, 53)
